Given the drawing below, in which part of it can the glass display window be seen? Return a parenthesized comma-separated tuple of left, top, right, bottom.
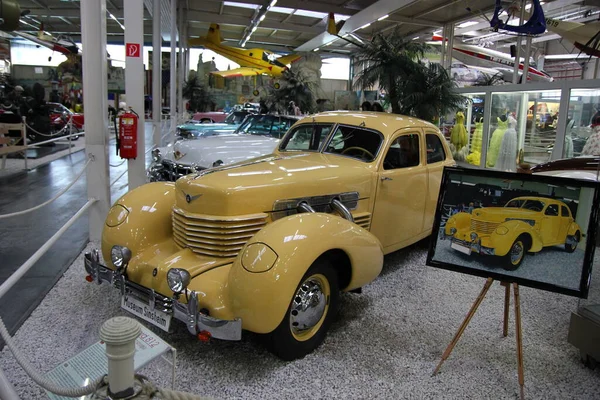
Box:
(565, 88, 600, 158)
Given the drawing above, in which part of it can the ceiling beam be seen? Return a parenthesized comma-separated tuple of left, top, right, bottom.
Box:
(201, 0, 357, 16)
(186, 10, 322, 35)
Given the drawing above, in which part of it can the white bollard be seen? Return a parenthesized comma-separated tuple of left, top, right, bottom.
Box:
(100, 316, 141, 398)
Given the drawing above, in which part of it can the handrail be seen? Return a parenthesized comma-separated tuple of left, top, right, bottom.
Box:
(0, 158, 91, 220)
(0, 199, 105, 398)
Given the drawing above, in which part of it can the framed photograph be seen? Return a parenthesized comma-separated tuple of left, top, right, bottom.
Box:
(427, 166, 600, 298)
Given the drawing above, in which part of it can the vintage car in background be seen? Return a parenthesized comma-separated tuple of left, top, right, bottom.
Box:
(85, 111, 455, 360)
(48, 102, 84, 130)
(176, 111, 253, 139)
(149, 114, 299, 181)
(191, 110, 229, 123)
(443, 196, 581, 270)
(531, 156, 600, 181)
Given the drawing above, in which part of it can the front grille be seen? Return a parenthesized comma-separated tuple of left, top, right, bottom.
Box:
(353, 212, 371, 230)
(172, 207, 268, 257)
(470, 219, 499, 234)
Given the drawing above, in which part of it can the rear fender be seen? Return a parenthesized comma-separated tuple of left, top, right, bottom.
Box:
(228, 213, 383, 334)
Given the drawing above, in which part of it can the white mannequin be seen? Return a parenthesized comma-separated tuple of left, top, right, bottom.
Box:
(495, 115, 518, 172)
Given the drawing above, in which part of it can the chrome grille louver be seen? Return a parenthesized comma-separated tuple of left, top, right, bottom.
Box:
(172, 207, 268, 257)
(353, 212, 371, 230)
(470, 219, 499, 234)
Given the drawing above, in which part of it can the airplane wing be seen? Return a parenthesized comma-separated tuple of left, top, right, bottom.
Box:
(211, 67, 267, 78)
(277, 54, 302, 65)
(13, 31, 78, 56)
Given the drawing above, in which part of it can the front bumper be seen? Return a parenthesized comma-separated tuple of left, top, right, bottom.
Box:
(84, 249, 241, 340)
(147, 160, 205, 182)
(439, 230, 495, 256)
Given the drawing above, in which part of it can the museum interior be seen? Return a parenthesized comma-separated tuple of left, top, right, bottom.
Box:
(1, 0, 600, 398)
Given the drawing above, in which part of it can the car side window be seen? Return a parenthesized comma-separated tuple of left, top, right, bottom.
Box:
(426, 134, 446, 164)
(383, 133, 420, 170)
(545, 204, 559, 216)
(324, 125, 383, 162)
(561, 205, 570, 217)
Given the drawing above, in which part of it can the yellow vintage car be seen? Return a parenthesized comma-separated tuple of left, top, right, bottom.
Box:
(84, 111, 454, 360)
(443, 196, 581, 270)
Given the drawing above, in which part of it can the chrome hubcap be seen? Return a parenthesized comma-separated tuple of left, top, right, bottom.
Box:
(290, 277, 327, 335)
(510, 241, 523, 264)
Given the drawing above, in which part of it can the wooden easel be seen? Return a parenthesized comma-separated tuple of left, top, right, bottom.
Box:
(432, 278, 525, 400)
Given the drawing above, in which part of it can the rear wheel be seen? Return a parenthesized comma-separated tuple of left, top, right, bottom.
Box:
(503, 235, 527, 271)
(267, 259, 339, 360)
(565, 231, 580, 253)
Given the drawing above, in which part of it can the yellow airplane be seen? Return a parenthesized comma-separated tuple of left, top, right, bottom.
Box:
(544, 17, 600, 58)
(188, 24, 302, 78)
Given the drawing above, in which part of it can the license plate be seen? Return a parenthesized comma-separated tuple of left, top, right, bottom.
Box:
(451, 241, 472, 255)
(121, 296, 171, 332)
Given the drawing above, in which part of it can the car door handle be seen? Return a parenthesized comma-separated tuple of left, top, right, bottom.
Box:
(381, 176, 393, 181)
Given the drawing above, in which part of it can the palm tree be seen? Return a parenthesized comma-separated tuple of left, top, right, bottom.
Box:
(472, 72, 506, 86)
(182, 75, 214, 112)
(266, 69, 318, 114)
(353, 28, 430, 114)
(399, 62, 467, 122)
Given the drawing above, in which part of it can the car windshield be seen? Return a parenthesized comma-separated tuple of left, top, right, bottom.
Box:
(505, 199, 545, 211)
(224, 112, 248, 124)
(235, 115, 295, 138)
(279, 123, 334, 152)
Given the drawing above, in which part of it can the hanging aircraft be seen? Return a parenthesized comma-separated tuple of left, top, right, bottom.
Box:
(188, 24, 302, 78)
(430, 36, 553, 83)
(12, 27, 79, 58)
(543, 17, 600, 58)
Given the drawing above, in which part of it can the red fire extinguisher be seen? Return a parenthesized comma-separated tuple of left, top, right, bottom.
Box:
(117, 109, 139, 159)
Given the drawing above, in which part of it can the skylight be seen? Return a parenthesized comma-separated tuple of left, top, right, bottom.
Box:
(457, 21, 478, 28)
(223, 1, 259, 10)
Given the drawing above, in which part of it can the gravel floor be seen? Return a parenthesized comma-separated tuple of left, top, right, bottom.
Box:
(1, 239, 599, 399)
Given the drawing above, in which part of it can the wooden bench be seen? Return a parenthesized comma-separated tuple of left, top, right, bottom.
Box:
(0, 122, 28, 170)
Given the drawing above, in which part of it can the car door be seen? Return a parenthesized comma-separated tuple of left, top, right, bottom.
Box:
(423, 131, 451, 231)
(559, 205, 573, 241)
(540, 203, 561, 244)
(370, 129, 427, 252)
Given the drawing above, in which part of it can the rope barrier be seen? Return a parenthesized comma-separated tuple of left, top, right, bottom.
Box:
(0, 158, 91, 220)
(0, 200, 102, 397)
(109, 159, 127, 167)
(24, 116, 74, 137)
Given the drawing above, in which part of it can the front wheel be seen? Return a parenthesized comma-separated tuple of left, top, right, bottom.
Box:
(503, 235, 527, 271)
(267, 259, 339, 360)
(565, 231, 580, 253)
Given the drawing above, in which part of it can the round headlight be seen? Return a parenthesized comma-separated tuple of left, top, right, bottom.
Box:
(167, 268, 191, 293)
(151, 148, 161, 162)
(110, 245, 132, 268)
(450, 227, 457, 235)
(470, 232, 478, 241)
(496, 226, 509, 235)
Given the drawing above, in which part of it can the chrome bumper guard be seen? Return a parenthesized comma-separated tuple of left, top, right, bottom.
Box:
(84, 250, 242, 340)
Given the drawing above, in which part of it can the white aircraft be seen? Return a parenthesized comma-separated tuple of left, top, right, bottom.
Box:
(430, 36, 553, 83)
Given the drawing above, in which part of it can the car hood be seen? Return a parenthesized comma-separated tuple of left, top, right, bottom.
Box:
(472, 207, 539, 222)
(177, 122, 236, 131)
(175, 152, 374, 216)
(159, 134, 280, 168)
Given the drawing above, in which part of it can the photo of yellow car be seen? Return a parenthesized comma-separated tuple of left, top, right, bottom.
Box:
(443, 196, 582, 270)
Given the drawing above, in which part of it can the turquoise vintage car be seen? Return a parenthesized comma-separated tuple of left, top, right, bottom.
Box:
(176, 111, 252, 138)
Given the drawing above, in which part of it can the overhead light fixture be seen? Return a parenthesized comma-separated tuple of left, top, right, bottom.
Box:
(313, 48, 319, 52)
(342, 34, 349, 38)
(259, 14, 266, 21)
(270, 0, 277, 7)
(251, 26, 257, 32)
(412, 36, 419, 40)
(358, 23, 371, 30)
(377, 15, 388, 21)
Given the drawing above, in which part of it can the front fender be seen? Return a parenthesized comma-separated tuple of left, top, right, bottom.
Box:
(488, 220, 543, 256)
(228, 213, 383, 334)
(445, 212, 471, 235)
(101, 182, 176, 268)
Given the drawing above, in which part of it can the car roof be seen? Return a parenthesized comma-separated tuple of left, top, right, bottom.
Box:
(511, 196, 563, 204)
(297, 111, 438, 136)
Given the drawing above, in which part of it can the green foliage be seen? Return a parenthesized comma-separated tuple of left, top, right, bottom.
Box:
(398, 62, 467, 122)
(182, 74, 215, 112)
(353, 28, 466, 121)
(266, 69, 317, 114)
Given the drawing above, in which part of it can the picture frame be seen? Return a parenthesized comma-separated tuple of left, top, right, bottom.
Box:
(427, 166, 600, 298)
